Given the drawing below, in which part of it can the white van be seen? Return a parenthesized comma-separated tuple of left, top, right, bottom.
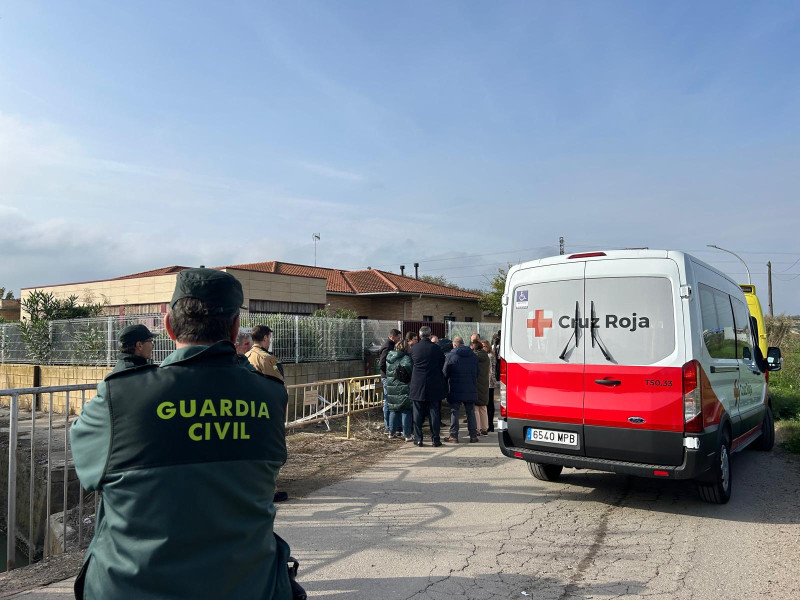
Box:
(496, 250, 783, 503)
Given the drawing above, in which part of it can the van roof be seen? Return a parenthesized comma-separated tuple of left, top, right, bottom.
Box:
(511, 249, 741, 288)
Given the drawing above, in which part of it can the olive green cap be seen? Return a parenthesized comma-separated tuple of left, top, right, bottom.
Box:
(119, 324, 155, 347)
(170, 268, 245, 314)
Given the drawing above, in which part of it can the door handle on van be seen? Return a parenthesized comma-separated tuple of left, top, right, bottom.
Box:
(710, 365, 739, 373)
(595, 379, 622, 386)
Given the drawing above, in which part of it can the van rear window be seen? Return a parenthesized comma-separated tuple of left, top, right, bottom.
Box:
(509, 277, 676, 366)
(510, 279, 584, 364)
(585, 277, 676, 365)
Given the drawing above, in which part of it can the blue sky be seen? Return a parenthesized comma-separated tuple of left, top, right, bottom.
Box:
(1, 1, 799, 312)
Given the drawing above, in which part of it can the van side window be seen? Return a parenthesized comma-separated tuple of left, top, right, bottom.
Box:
(730, 298, 754, 362)
(698, 284, 737, 360)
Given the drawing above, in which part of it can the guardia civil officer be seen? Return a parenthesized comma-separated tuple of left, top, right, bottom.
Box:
(110, 323, 155, 374)
(70, 268, 295, 599)
(247, 325, 284, 382)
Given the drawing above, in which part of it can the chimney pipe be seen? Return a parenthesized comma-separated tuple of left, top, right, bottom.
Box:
(414, 263, 419, 279)
(400, 265, 405, 276)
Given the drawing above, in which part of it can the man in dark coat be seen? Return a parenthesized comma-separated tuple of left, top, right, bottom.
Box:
(443, 336, 480, 443)
(110, 324, 156, 374)
(379, 328, 402, 434)
(409, 326, 445, 447)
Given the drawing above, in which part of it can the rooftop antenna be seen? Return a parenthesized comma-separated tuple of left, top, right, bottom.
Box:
(312, 233, 320, 267)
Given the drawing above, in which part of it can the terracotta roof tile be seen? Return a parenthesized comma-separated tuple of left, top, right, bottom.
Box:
(224, 261, 351, 291)
(116, 266, 190, 280)
(376, 270, 480, 298)
(224, 261, 480, 299)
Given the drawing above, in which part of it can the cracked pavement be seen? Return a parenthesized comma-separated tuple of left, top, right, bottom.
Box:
(6, 434, 799, 599)
(276, 434, 800, 599)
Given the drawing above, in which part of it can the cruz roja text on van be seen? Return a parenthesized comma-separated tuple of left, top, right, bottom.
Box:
(556, 313, 651, 331)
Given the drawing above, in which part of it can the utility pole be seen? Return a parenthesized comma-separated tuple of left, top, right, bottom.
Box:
(559, 237, 565, 255)
(767, 261, 774, 317)
(312, 233, 320, 267)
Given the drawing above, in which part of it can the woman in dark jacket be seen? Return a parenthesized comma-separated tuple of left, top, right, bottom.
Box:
(472, 339, 491, 435)
(386, 340, 414, 441)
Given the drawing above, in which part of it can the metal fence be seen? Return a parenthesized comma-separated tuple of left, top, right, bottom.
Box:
(0, 314, 499, 366)
(2, 385, 98, 572)
(285, 375, 384, 434)
(446, 321, 501, 343)
(1, 375, 384, 572)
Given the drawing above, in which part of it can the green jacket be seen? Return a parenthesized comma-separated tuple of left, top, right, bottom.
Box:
(109, 352, 148, 375)
(474, 348, 490, 406)
(70, 341, 292, 600)
(385, 350, 413, 412)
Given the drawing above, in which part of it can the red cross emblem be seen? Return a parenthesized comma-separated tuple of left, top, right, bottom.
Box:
(527, 310, 553, 337)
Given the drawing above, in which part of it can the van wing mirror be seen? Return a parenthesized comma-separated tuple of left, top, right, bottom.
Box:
(766, 347, 782, 372)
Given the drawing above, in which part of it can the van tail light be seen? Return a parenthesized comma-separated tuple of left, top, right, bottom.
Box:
(499, 358, 508, 417)
(683, 360, 703, 433)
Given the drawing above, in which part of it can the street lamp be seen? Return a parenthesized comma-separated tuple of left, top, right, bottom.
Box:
(707, 244, 751, 284)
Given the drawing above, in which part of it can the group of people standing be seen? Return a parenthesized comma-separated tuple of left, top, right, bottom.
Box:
(380, 326, 500, 447)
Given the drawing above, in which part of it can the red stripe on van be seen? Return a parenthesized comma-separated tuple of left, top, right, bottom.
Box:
(583, 365, 684, 431)
(731, 424, 761, 451)
(506, 362, 584, 424)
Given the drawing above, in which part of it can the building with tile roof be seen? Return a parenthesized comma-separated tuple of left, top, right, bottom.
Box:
(222, 261, 484, 322)
(20, 261, 487, 323)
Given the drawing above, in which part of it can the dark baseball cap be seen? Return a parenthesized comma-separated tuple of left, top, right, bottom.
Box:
(119, 324, 156, 347)
(170, 268, 245, 314)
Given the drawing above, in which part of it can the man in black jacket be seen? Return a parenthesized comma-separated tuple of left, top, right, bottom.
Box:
(380, 328, 402, 434)
(110, 324, 156, 374)
(409, 326, 445, 447)
(443, 336, 480, 443)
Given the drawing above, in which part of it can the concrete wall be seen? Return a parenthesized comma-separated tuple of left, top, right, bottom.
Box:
(0, 364, 34, 391)
(324, 295, 374, 318)
(227, 269, 327, 306)
(21, 274, 179, 319)
(1, 360, 365, 414)
(326, 294, 482, 322)
(0, 299, 21, 321)
(21, 270, 328, 319)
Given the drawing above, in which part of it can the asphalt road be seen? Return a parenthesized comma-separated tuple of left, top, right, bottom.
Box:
(7, 432, 799, 599)
(277, 433, 800, 600)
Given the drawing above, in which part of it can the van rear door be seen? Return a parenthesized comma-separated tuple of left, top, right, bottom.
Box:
(507, 261, 585, 456)
(583, 259, 684, 465)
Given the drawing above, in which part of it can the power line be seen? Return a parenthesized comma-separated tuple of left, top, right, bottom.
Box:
(779, 255, 800, 273)
(368, 245, 556, 269)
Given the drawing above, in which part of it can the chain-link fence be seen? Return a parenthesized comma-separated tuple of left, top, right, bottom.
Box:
(0, 314, 499, 366)
(446, 321, 501, 343)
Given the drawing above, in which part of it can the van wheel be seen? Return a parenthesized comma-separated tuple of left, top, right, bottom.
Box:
(528, 462, 563, 481)
(753, 405, 775, 451)
(697, 430, 732, 504)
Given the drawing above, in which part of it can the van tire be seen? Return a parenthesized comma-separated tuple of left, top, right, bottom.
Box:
(754, 405, 775, 451)
(528, 462, 563, 481)
(697, 430, 732, 504)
